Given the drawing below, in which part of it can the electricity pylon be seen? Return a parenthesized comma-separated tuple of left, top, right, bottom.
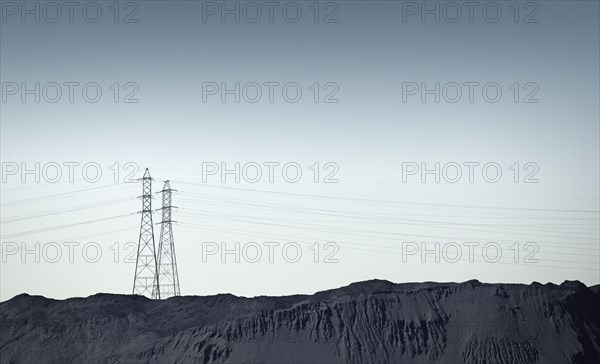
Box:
(133, 168, 159, 297)
(152, 180, 180, 299)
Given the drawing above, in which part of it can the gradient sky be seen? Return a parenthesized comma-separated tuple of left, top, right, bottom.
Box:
(1, 0, 599, 301)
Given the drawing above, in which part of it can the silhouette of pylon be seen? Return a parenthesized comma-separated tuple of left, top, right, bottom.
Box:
(152, 180, 180, 299)
(133, 168, 159, 298)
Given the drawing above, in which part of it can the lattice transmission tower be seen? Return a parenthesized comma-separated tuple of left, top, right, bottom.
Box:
(133, 168, 159, 297)
(152, 180, 181, 299)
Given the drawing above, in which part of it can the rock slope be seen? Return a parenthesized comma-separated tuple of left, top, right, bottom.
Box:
(1, 280, 599, 363)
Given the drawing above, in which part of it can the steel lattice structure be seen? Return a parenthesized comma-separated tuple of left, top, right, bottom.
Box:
(152, 180, 181, 299)
(133, 168, 159, 297)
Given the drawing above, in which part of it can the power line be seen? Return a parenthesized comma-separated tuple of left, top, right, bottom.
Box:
(0, 213, 135, 239)
(0, 197, 135, 223)
(178, 223, 598, 272)
(0, 183, 130, 207)
(175, 194, 600, 240)
(177, 210, 599, 250)
(178, 196, 600, 235)
(175, 181, 600, 214)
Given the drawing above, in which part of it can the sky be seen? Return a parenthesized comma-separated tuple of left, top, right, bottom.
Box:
(0, 0, 599, 301)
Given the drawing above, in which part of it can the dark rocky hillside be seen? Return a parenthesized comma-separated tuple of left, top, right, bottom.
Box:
(1, 280, 599, 363)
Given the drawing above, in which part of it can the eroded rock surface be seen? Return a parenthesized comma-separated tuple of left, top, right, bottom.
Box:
(1, 280, 599, 363)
